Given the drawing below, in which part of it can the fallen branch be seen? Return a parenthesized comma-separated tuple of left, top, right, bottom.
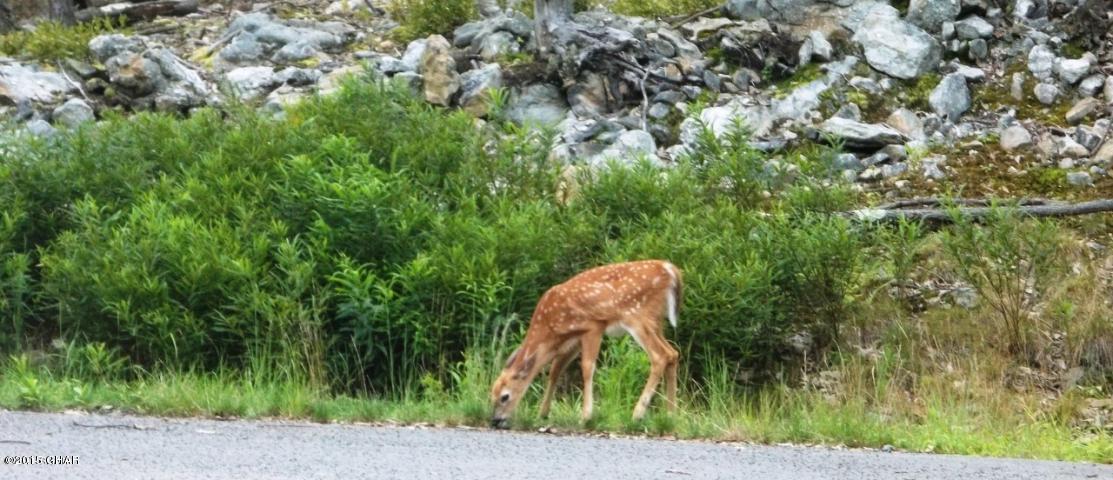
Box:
(75, 0, 199, 24)
(844, 198, 1113, 225)
(72, 421, 152, 430)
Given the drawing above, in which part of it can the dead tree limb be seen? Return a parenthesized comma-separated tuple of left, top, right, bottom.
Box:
(844, 198, 1113, 225)
(75, 0, 198, 24)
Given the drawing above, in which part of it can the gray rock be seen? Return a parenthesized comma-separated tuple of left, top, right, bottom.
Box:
(820, 117, 907, 149)
(1066, 171, 1093, 187)
(588, 130, 658, 167)
(882, 162, 909, 178)
(1027, 44, 1055, 80)
(275, 67, 321, 86)
(51, 98, 94, 128)
(999, 125, 1032, 150)
(1106, 76, 1113, 104)
(478, 31, 518, 62)
(726, 0, 817, 23)
(680, 17, 736, 39)
(452, 11, 532, 49)
(1034, 83, 1059, 105)
(317, 65, 366, 96)
(941, 21, 955, 40)
(1013, 0, 1047, 19)
(391, 72, 423, 95)
(272, 40, 319, 64)
(402, 39, 428, 73)
(218, 33, 265, 64)
(89, 34, 142, 62)
(457, 64, 503, 117)
(420, 35, 460, 107)
(567, 72, 607, 117)
(25, 119, 57, 138)
(799, 30, 833, 65)
(1010, 72, 1025, 101)
(852, 14, 941, 79)
(657, 28, 701, 60)
(506, 84, 569, 127)
(1065, 97, 1100, 125)
(954, 16, 994, 39)
(1094, 141, 1113, 164)
(1074, 126, 1102, 152)
(834, 103, 862, 121)
(968, 39, 988, 60)
(647, 34, 677, 58)
(0, 64, 75, 106)
(324, 0, 374, 15)
(950, 63, 986, 82)
(1079, 74, 1105, 97)
(887, 108, 925, 140)
(1056, 57, 1091, 85)
(225, 66, 279, 101)
(922, 155, 947, 180)
(230, 13, 343, 51)
(648, 103, 672, 120)
(835, 153, 863, 171)
(1040, 134, 1089, 158)
(929, 73, 970, 121)
(906, 0, 961, 32)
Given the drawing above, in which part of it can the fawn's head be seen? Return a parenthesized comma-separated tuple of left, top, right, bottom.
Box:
(490, 347, 536, 429)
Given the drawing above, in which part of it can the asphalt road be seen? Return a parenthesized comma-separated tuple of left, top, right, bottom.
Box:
(0, 410, 1110, 479)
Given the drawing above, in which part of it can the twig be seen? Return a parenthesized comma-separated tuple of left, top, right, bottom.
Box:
(72, 421, 151, 430)
(0, 440, 31, 445)
(55, 61, 90, 103)
(665, 469, 692, 476)
(639, 63, 650, 131)
(667, 5, 724, 29)
(191, 26, 241, 61)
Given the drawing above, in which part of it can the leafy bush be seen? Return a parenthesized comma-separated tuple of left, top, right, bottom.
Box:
(388, 0, 477, 42)
(941, 205, 1062, 358)
(1, 77, 862, 395)
(0, 17, 127, 62)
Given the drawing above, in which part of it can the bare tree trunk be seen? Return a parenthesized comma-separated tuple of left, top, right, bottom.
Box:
(843, 198, 1113, 226)
(0, 1, 14, 34)
(534, 0, 573, 56)
(50, 0, 76, 25)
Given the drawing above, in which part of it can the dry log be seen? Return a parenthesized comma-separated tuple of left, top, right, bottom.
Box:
(844, 198, 1113, 225)
(75, 0, 198, 24)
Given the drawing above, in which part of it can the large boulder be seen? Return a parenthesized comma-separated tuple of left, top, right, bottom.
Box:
(420, 35, 460, 107)
(224, 66, 280, 101)
(928, 73, 970, 121)
(51, 98, 95, 128)
(905, 0, 960, 32)
(0, 63, 75, 106)
(819, 117, 907, 149)
(457, 64, 503, 117)
(505, 84, 569, 127)
(92, 34, 219, 112)
(852, 12, 941, 79)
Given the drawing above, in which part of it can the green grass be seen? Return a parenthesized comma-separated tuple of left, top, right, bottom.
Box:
(3, 353, 1110, 463)
(0, 17, 128, 62)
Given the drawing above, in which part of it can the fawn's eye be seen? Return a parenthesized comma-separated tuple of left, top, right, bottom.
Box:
(500, 393, 510, 404)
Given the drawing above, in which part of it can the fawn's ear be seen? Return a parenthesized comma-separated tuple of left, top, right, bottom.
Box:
(513, 353, 536, 379)
(504, 347, 521, 369)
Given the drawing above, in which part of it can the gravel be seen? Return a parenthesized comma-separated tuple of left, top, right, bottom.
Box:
(1, 411, 1110, 480)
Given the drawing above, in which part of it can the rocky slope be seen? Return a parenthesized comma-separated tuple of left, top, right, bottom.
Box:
(2, 0, 1111, 198)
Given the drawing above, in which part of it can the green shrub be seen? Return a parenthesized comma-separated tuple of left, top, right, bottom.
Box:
(388, 0, 477, 42)
(0, 17, 127, 62)
(2, 77, 862, 395)
(941, 204, 1062, 358)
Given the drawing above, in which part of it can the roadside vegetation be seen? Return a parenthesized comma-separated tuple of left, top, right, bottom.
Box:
(1, 73, 1111, 463)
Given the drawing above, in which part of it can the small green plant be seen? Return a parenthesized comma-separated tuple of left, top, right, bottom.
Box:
(388, 0, 477, 42)
(941, 204, 1061, 358)
(7, 354, 45, 408)
(0, 17, 128, 62)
